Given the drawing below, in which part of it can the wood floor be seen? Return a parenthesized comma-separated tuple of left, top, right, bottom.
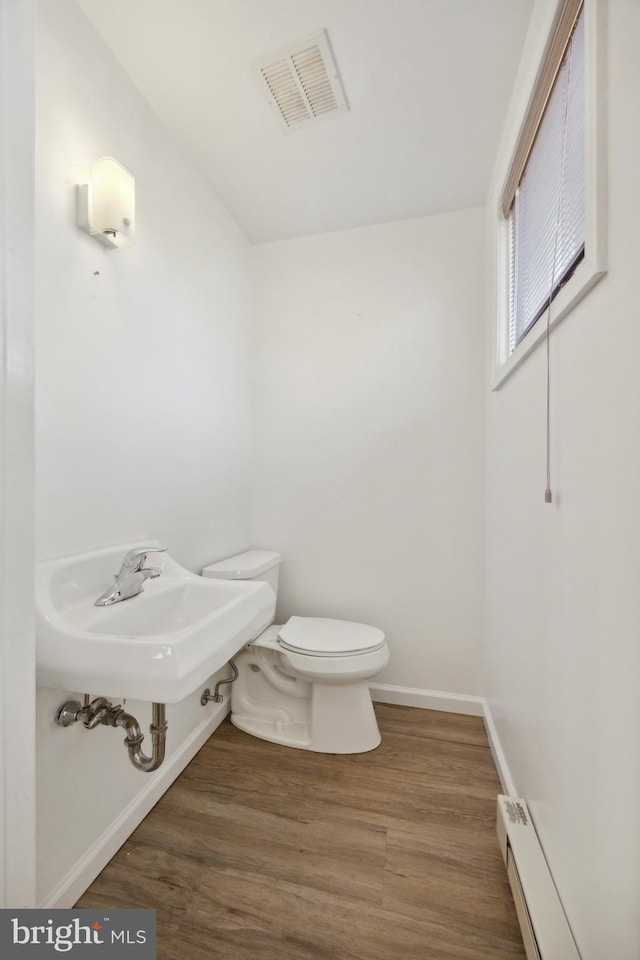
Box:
(77, 704, 525, 959)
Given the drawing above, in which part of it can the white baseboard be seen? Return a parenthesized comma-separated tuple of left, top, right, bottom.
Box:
(369, 682, 484, 717)
(482, 700, 517, 796)
(40, 700, 230, 909)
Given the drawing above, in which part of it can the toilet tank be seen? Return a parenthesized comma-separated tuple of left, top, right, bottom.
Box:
(201, 550, 282, 597)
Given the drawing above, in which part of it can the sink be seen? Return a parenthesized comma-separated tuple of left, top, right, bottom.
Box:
(36, 541, 276, 703)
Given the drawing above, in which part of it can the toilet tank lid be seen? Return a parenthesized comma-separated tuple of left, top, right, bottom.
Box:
(202, 549, 281, 580)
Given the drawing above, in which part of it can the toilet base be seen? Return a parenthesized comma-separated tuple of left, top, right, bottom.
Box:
(230, 647, 382, 754)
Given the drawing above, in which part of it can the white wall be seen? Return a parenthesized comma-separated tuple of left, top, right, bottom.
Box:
(252, 210, 484, 697)
(484, 2, 640, 958)
(0, 0, 37, 908)
(36, 0, 253, 573)
(35, 0, 253, 904)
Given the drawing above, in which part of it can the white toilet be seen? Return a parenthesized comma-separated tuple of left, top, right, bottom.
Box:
(202, 550, 389, 754)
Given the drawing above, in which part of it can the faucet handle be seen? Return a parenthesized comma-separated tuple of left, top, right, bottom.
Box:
(123, 546, 167, 572)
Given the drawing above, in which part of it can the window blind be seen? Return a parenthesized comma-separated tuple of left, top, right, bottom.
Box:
(509, 7, 585, 350)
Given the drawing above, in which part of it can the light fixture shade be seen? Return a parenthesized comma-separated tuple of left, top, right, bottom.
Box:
(77, 157, 135, 249)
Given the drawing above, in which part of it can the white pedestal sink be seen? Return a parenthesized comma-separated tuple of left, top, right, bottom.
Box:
(36, 541, 276, 703)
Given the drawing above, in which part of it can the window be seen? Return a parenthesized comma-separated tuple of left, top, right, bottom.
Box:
(494, 0, 606, 387)
(509, 8, 584, 350)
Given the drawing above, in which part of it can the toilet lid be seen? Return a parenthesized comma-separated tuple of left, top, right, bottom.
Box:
(277, 616, 385, 656)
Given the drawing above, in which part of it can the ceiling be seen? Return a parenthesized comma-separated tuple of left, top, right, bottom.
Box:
(75, 0, 533, 244)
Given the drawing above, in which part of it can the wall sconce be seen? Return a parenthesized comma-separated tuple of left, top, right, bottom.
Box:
(77, 157, 135, 249)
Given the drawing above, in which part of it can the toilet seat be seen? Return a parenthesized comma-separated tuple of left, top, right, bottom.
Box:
(277, 616, 385, 658)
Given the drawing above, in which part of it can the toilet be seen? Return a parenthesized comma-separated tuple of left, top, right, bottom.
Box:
(202, 550, 389, 754)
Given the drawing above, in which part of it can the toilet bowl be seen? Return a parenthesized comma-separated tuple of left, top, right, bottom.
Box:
(202, 551, 389, 754)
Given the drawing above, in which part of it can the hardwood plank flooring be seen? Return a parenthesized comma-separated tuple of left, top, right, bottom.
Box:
(76, 704, 525, 959)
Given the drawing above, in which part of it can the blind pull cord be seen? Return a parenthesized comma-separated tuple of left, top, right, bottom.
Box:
(544, 31, 574, 505)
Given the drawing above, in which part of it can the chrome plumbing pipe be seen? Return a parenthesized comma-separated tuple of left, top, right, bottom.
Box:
(56, 697, 168, 774)
(107, 702, 167, 773)
(77, 695, 110, 729)
(201, 659, 239, 705)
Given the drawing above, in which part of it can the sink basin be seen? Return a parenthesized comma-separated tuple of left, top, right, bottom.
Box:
(36, 541, 276, 703)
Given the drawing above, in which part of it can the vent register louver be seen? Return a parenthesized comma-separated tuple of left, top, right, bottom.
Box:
(254, 30, 348, 131)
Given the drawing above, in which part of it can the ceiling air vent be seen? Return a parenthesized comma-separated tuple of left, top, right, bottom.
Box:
(254, 30, 348, 132)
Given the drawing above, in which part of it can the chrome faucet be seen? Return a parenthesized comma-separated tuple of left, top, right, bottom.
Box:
(95, 546, 167, 606)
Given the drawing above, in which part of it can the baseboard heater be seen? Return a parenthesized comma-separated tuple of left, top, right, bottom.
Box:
(497, 796, 581, 960)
